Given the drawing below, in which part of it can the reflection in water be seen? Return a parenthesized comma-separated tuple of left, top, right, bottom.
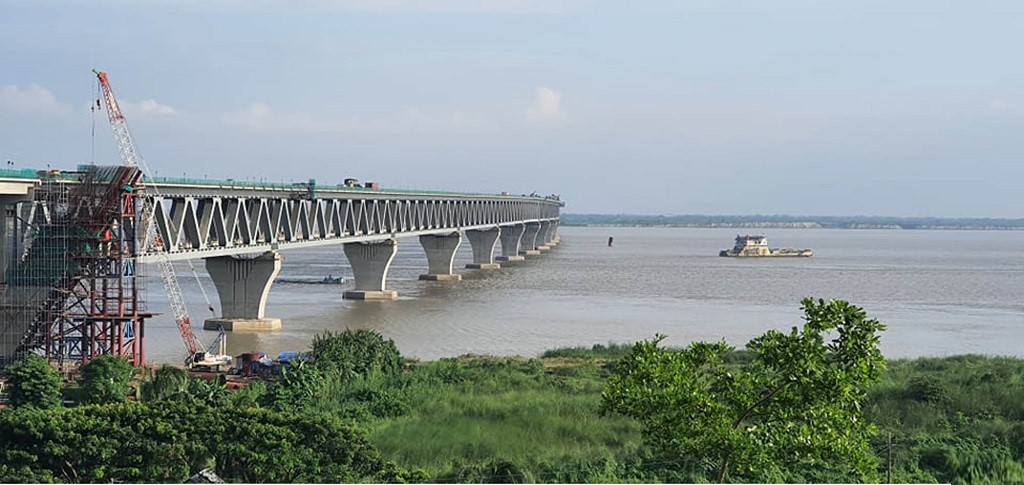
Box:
(143, 227, 1024, 364)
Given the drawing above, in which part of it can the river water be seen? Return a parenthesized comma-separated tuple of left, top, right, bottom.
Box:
(141, 227, 1024, 364)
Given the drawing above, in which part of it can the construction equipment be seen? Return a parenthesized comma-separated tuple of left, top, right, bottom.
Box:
(1, 165, 149, 370)
(93, 69, 231, 369)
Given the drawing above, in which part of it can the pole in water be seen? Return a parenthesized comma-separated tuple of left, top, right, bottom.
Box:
(608, 236, 614, 247)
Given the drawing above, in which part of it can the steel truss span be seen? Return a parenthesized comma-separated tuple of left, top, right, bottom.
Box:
(140, 187, 562, 262)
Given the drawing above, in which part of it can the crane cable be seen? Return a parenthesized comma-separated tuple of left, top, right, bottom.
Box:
(90, 79, 100, 165)
(189, 260, 217, 316)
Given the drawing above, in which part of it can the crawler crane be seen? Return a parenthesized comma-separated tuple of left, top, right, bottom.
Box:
(94, 69, 231, 369)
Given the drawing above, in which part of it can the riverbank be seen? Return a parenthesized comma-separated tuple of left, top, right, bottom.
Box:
(2, 340, 1022, 482)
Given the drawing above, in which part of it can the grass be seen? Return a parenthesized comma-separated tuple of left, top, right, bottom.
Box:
(356, 347, 1024, 483)
(863, 355, 1024, 483)
(366, 355, 643, 479)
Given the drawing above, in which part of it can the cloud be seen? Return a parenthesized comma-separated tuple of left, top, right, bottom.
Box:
(990, 99, 1008, 111)
(222, 102, 344, 133)
(123, 99, 179, 117)
(527, 86, 563, 121)
(221, 102, 510, 136)
(184, 0, 583, 14)
(0, 84, 73, 117)
(222, 87, 576, 137)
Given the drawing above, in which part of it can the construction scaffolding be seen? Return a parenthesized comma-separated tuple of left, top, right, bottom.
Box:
(0, 165, 150, 372)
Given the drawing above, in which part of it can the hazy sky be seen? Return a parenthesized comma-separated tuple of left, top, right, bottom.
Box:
(1, 0, 1021, 217)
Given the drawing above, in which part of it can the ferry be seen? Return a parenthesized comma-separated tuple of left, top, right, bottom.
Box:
(719, 235, 812, 257)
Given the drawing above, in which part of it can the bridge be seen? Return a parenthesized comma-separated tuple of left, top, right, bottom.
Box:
(1, 167, 562, 364)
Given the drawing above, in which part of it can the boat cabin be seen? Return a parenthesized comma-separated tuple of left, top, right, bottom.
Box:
(733, 235, 768, 252)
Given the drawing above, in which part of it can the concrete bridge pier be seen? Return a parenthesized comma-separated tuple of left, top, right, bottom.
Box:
(518, 222, 541, 256)
(204, 251, 283, 331)
(536, 221, 552, 251)
(0, 200, 10, 285)
(465, 227, 501, 270)
(419, 233, 462, 281)
(548, 221, 560, 245)
(1, 196, 30, 285)
(343, 239, 399, 300)
(496, 223, 525, 262)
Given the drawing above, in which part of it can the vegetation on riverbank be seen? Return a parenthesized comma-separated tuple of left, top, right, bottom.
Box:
(2, 304, 1024, 483)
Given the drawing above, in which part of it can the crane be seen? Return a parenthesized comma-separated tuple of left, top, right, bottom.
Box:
(93, 69, 231, 369)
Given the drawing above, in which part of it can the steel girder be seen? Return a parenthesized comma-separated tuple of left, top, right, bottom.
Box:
(15, 191, 562, 262)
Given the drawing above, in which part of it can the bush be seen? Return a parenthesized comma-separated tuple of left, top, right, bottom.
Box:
(440, 458, 535, 483)
(312, 330, 403, 379)
(265, 360, 327, 413)
(4, 355, 62, 409)
(541, 343, 634, 360)
(0, 401, 411, 483)
(78, 355, 133, 405)
(137, 365, 190, 402)
(908, 375, 950, 404)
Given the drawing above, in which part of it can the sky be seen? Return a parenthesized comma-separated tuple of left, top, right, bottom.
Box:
(1, 0, 1022, 217)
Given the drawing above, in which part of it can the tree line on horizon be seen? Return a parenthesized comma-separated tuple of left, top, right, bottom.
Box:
(562, 213, 1024, 229)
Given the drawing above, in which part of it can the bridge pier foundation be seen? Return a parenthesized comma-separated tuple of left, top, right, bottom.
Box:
(418, 233, 462, 281)
(204, 251, 282, 331)
(496, 223, 525, 262)
(518, 222, 541, 256)
(343, 239, 399, 300)
(465, 227, 501, 269)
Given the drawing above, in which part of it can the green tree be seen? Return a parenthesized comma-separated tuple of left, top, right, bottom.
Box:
(78, 355, 133, 404)
(602, 298, 887, 483)
(4, 355, 62, 409)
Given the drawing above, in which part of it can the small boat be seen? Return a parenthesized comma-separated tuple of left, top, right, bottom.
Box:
(276, 275, 347, 285)
(719, 235, 812, 257)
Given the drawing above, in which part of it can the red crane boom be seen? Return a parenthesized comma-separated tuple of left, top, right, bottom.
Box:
(93, 69, 204, 359)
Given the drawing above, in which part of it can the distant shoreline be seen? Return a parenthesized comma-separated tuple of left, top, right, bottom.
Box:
(565, 223, 1023, 230)
(562, 214, 1024, 230)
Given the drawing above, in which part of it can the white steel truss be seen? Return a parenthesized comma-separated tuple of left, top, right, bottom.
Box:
(17, 185, 562, 262)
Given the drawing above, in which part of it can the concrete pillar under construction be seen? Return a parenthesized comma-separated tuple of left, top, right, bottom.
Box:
(465, 227, 501, 270)
(519, 222, 541, 256)
(343, 239, 399, 300)
(418, 233, 462, 281)
(496, 223, 525, 262)
(204, 251, 282, 331)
